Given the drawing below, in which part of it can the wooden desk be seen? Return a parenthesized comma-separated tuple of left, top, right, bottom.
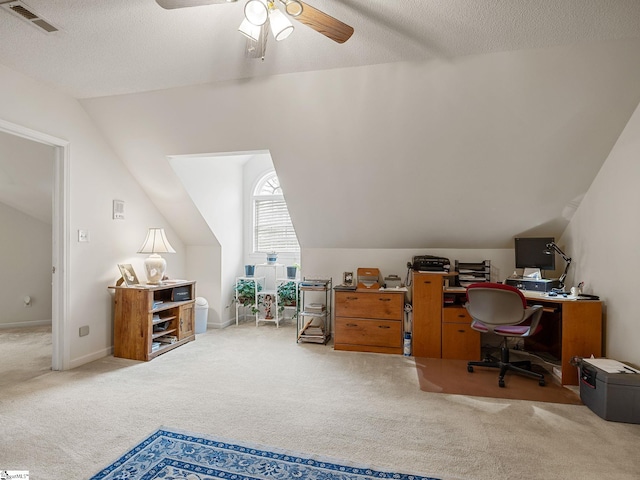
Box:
(522, 291, 602, 385)
(412, 272, 603, 385)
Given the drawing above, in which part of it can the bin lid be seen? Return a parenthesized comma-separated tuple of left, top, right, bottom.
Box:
(583, 359, 640, 386)
(195, 297, 208, 307)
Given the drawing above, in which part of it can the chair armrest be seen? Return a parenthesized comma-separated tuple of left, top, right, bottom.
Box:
(521, 304, 544, 333)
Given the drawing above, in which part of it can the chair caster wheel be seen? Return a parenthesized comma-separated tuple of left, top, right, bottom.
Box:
(539, 379, 546, 387)
(467, 365, 474, 373)
(498, 379, 505, 388)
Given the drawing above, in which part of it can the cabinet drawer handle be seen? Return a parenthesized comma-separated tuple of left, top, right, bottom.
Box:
(379, 298, 391, 302)
(378, 325, 391, 329)
(457, 314, 466, 318)
(346, 323, 358, 327)
(457, 329, 466, 333)
(346, 296, 358, 301)
(423, 280, 431, 284)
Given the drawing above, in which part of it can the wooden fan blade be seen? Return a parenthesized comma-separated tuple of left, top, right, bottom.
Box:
(295, 2, 354, 44)
(156, 0, 237, 10)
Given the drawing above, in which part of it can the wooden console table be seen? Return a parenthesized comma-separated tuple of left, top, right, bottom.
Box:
(109, 281, 196, 361)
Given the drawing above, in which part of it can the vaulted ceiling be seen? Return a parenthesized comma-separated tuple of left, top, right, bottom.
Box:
(1, 0, 639, 98)
(2, 1, 640, 249)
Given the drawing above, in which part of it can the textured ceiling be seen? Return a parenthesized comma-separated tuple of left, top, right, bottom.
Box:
(3, 1, 640, 252)
(0, 0, 639, 98)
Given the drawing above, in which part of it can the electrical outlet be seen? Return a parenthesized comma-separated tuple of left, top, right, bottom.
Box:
(79, 325, 90, 337)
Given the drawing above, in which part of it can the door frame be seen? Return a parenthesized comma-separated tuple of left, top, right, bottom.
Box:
(0, 118, 69, 370)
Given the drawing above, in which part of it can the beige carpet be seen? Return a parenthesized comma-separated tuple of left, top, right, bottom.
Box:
(1, 321, 639, 480)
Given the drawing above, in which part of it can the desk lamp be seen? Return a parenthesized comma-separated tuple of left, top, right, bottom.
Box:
(544, 242, 571, 290)
(137, 228, 176, 284)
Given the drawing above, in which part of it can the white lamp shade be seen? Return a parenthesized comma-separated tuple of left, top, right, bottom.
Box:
(238, 17, 261, 41)
(269, 7, 293, 41)
(137, 228, 176, 254)
(245, 0, 268, 26)
(284, 0, 303, 16)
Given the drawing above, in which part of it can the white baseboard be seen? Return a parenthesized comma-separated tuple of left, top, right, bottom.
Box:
(69, 346, 113, 370)
(0, 319, 52, 329)
(208, 319, 234, 329)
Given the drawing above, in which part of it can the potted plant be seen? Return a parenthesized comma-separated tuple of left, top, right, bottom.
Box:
(277, 280, 298, 316)
(232, 278, 263, 313)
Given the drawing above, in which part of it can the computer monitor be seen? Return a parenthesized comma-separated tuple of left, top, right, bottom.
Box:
(514, 237, 555, 271)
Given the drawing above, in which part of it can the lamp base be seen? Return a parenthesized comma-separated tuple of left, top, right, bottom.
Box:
(144, 254, 166, 284)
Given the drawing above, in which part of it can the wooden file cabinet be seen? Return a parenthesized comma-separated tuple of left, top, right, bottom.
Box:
(334, 289, 405, 354)
(412, 272, 451, 358)
(110, 281, 196, 361)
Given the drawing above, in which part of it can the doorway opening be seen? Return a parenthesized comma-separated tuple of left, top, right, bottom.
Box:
(0, 118, 69, 370)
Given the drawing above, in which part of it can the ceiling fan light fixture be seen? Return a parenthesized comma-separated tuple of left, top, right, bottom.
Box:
(244, 0, 268, 26)
(238, 17, 261, 40)
(268, 4, 293, 41)
(281, 0, 303, 17)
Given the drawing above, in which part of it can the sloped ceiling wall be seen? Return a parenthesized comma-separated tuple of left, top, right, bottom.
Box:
(81, 38, 640, 250)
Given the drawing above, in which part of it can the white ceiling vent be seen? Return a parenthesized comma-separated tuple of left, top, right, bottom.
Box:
(0, 0, 59, 33)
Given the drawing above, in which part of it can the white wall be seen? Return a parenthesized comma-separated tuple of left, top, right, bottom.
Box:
(169, 153, 245, 328)
(81, 39, 640, 255)
(303, 247, 517, 304)
(0, 202, 52, 327)
(560, 99, 640, 367)
(0, 63, 186, 369)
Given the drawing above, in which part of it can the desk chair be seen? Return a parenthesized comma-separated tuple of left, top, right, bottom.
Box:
(465, 283, 546, 388)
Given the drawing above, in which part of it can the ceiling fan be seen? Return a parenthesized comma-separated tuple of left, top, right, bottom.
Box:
(156, 0, 354, 58)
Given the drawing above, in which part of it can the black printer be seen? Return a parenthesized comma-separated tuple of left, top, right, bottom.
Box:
(410, 255, 450, 272)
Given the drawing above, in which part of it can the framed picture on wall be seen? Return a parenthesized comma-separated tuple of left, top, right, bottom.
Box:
(118, 264, 140, 286)
(343, 271, 354, 286)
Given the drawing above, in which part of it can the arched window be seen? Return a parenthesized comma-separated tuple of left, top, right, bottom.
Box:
(253, 171, 299, 253)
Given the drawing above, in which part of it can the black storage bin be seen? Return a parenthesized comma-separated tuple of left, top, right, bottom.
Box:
(580, 359, 640, 424)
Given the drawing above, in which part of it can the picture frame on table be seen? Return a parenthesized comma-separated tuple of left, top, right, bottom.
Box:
(118, 264, 140, 286)
(343, 271, 354, 286)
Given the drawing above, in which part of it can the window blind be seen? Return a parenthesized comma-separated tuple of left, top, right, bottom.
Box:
(255, 198, 300, 252)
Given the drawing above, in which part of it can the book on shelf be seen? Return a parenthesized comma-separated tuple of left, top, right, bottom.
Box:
(305, 303, 326, 312)
(157, 335, 178, 344)
(300, 279, 330, 289)
(299, 335, 327, 343)
(151, 341, 162, 352)
(302, 326, 324, 336)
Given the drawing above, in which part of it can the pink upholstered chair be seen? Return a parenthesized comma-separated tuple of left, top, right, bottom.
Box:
(465, 283, 546, 387)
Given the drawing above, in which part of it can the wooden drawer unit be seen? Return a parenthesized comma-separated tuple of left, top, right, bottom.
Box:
(334, 289, 405, 354)
(441, 306, 480, 360)
(335, 318, 402, 349)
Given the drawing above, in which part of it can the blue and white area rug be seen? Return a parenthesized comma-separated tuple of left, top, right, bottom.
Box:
(90, 427, 441, 480)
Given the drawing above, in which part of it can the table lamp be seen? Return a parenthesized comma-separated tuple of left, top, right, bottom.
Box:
(137, 228, 175, 284)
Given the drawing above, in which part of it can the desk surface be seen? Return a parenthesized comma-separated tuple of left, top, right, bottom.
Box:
(522, 291, 596, 302)
(444, 287, 600, 304)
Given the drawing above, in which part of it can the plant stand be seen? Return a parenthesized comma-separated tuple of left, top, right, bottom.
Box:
(235, 276, 264, 326)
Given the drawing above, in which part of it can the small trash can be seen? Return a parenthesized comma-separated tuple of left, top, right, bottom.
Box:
(194, 297, 208, 334)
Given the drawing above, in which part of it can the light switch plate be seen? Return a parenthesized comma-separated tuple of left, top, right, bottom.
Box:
(78, 229, 90, 242)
